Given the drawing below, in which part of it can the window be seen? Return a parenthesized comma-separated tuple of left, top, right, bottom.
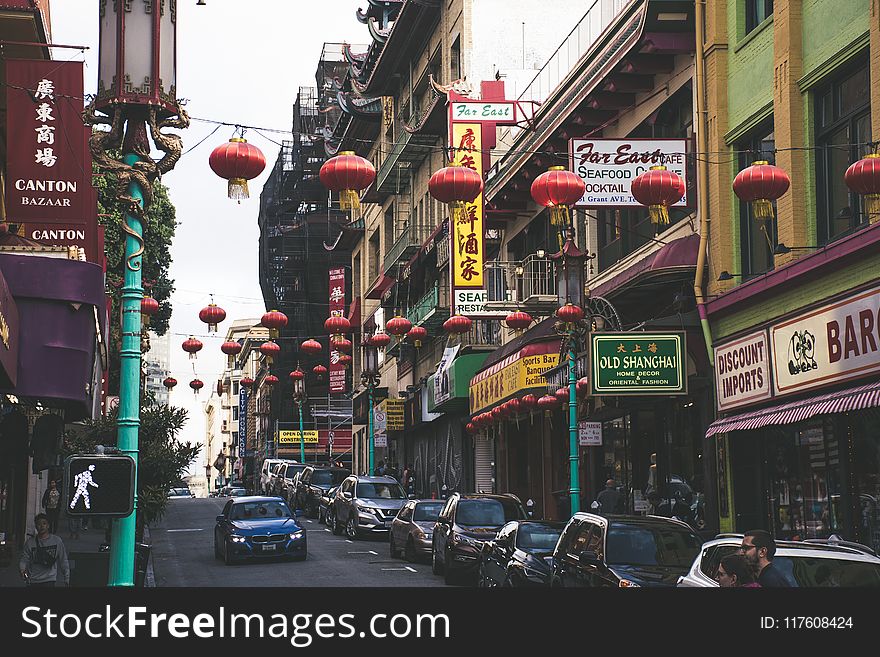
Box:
(232, 406, 238, 421)
(816, 63, 872, 245)
(232, 380, 239, 396)
(737, 125, 777, 277)
(745, 0, 773, 34)
(567, 521, 594, 556)
(450, 37, 461, 82)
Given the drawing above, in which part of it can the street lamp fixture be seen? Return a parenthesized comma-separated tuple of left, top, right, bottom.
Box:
(717, 270, 743, 282)
(292, 373, 307, 464)
(774, 242, 819, 256)
(91, 1, 189, 588)
(361, 338, 381, 475)
(204, 464, 211, 495)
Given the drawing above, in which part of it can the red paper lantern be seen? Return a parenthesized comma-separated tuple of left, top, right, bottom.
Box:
(189, 378, 204, 392)
(289, 369, 305, 381)
(732, 161, 790, 222)
(221, 341, 242, 356)
(263, 374, 279, 386)
(209, 137, 267, 200)
(240, 376, 254, 389)
(338, 354, 353, 368)
(198, 303, 226, 333)
(492, 406, 504, 421)
(443, 314, 472, 335)
(466, 422, 478, 435)
(556, 303, 584, 323)
(312, 364, 328, 377)
(482, 412, 494, 426)
(406, 325, 428, 348)
(300, 339, 323, 356)
(530, 166, 585, 227)
(576, 377, 590, 397)
(261, 310, 288, 332)
(141, 296, 159, 317)
(325, 315, 352, 337)
(428, 165, 484, 227)
(331, 337, 353, 353)
(319, 151, 376, 210)
(520, 394, 538, 411)
(631, 165, 686, 226)
(555, 387, 569, 404)
(537, 394, 559, 411)
(370, 332, 391, 348)
(259, 341, 281, 359)
(386, 316, 412, 336)
(182, 337, 203, 360)
(507, 398, 522, 415)
(163, 377, 177, 390)
(845, 153, 880, 223)
(505, 311, 532, 331)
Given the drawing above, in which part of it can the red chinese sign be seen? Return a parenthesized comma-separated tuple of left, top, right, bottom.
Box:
(328, 267, 347, 393)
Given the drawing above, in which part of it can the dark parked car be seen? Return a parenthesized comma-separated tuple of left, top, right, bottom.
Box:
(213, 496, 307, 565)
(330, 475, 408, 539)
(432, 493, 528, 585)
(390, 499, 445, 562)
(551, 513, 703, 587)
(295, 466, 351, 518)
(478, 520, 566, 587)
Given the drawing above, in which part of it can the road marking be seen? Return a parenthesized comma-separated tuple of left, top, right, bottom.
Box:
(405, 566, 417, 573)
(166, 529, 203, 533)
(324, 529, 331, 533)
(306, 520, 313, 524)
(345, 539, 353, 543)
(347, 550, 379, 555)
(381, 567, 411, 571)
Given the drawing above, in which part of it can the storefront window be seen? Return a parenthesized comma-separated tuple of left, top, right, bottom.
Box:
(851, 410, 880, 553)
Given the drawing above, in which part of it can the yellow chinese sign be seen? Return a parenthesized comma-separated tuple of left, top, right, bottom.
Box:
(379, 398, 405, 431)
(278, 430, 318, 444)
(469, 350, 559, 414)
(450, 123, 484, 289)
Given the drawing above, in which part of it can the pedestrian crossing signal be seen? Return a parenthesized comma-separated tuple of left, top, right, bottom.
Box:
(63, 455, 135, 518)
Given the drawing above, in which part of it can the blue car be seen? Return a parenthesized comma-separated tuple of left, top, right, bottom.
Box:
(214, 496, 307, 565)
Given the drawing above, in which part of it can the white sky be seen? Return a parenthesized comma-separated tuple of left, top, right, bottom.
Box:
(49, 1, 367, 473)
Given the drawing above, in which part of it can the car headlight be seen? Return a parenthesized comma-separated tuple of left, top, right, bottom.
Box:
(453, 534, 480, 548)
(357, 505, 378, 516)
(230, 535, 247, 543)
(289, 530, 305, 540)
(618, 579, 640, 588)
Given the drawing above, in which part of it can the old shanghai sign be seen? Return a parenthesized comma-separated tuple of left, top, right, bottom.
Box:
(714, 330, 772, 412)
(569, 138, 689, 208)
(590, 332, 687, 395)
(771, 284, 880, 397)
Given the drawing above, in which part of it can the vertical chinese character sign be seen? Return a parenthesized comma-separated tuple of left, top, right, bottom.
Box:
(450, 123, 484, 291)
(4, 60, 95, 256)
(328, 267, 347, 393)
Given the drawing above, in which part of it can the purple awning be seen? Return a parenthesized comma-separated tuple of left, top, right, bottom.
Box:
(706, 381, 880, 437)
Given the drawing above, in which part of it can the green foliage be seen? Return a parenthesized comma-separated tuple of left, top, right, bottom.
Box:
(63, 403, 201, 539)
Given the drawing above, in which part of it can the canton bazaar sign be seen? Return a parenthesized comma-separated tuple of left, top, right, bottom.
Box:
(589, 332, 687, 395)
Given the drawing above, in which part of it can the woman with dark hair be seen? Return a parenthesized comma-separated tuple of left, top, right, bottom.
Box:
(715, 553, 761, 588)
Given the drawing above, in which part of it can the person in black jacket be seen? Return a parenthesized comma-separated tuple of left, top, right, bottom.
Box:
(740, 529, 792, 587)
(595, 479, 623, 516)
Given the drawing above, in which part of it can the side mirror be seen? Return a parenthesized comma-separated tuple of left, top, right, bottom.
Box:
(578, 550, 601, 567)
(408, 494, 417, 500)
(343, 491, 353, 499)
(216, 515, 224, 522)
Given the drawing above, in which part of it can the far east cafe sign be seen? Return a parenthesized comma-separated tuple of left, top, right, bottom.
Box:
(447, 88, 524, 319)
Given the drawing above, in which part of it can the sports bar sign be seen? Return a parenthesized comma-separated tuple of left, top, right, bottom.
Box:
(590, 332, 686, 395)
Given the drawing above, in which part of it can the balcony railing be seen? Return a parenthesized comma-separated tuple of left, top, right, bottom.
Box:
(484, 255, 557, 313)
(459, 320, 503, 349)
(375, 129, 437, 196)
(406, 281, 450, 330)
(383, 222, 434, 272)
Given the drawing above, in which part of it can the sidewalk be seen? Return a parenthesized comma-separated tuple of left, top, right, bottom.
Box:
(0, 522, 155, 588)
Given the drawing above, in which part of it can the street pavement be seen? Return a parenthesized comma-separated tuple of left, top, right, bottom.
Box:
(150, 498, 445, 587)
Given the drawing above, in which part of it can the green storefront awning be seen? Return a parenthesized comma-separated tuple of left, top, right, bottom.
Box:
(428, 352, 489, 414)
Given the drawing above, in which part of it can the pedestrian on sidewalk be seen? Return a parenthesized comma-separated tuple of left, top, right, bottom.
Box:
(19, 513, 70, 587)
(740, 529, 792, 587)
(41, 480, 61, 534)
(715, 553, 760, 587)
(596, 479, 623, 516)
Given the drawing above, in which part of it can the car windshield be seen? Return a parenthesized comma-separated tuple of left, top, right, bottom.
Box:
(457, 499, 524, 527)
(312, 470, 350, 486)
(606, 523, 702, 567)
(517, 524, 562, 551)
(230, 501, 291, 520)
(357, 482, 406, 499)
(229, 489, 247, 497)
(413, 502, 444, 522)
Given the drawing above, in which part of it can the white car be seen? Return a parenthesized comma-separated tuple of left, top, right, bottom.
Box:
(259, 458, 296, 496)
(677, 534, 880, 587)
(168, 487, 195, 499)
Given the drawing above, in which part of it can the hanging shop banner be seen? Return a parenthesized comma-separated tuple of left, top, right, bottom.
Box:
(278, 430, 319, 444)
(238, 387, 248, 458)
(771, 284, 880, 397)
(379, 398, 405, 431)
(589, 332, 687, 395)
(714, 330, 772, 412)
(433, 344, 461, 407)
(569, 138, 689, 208)
(450, 123, 485, 291)
(578, 421, 603, 446)
(469, 341, 560, 414)
(329, 267, 347, 393)
(5, 60, 89, 223)
(450, 101, 517, 123)
(453, 289, 508, 318)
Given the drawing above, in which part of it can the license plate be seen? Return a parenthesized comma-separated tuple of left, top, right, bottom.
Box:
(262, 544, 276, 552)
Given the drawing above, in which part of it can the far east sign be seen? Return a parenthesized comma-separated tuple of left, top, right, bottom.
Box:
(64, 455, 135, 518)
(590, 332, 687, 396)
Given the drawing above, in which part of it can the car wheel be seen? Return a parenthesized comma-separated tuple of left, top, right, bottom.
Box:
(213, 536, 221, 560)
(477, 563, 489, 588)
(332, 510, 344, 536)
(223, 540, 235, 566)
(432, 542, 444, 576)
(345, 517, 359, 540)
(389, 535, 401, 559)
(404, 538, 417, 563)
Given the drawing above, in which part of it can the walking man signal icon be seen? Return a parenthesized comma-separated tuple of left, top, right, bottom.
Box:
(70, 464, 99, 510)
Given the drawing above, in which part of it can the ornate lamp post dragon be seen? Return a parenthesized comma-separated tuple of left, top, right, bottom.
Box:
(86, 2, 189, 586)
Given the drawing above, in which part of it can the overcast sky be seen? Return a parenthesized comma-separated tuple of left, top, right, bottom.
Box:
(49, 1, 367, 474)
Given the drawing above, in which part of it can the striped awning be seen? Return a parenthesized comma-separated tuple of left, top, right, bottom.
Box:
(706, 381, 880, 437)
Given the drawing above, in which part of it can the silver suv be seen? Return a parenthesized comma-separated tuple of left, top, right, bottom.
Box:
(677, 534, 880, 587)
(330, 475, 408, 539)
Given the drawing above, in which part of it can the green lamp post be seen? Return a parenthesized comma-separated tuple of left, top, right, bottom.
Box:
(361, 337, 381, 476)
(87, 1, 189, 586)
